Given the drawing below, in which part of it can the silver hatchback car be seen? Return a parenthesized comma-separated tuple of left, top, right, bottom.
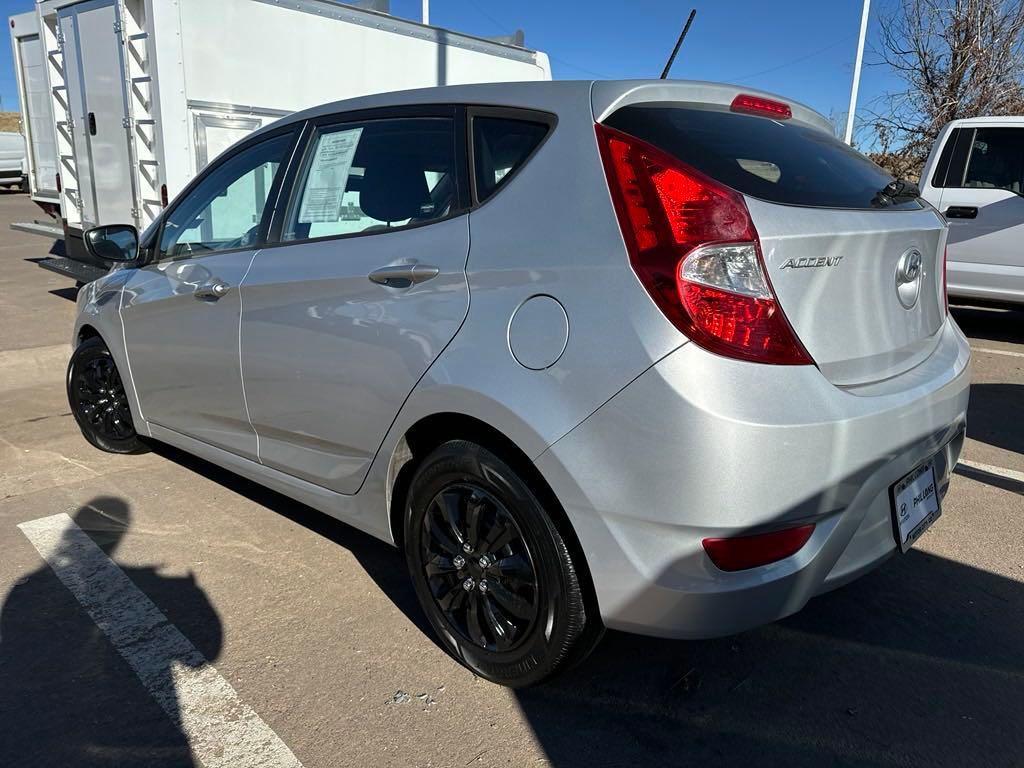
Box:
(70, 81, 971, 687)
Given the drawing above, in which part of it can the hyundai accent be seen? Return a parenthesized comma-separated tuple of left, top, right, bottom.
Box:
(68, 81, 971, 687)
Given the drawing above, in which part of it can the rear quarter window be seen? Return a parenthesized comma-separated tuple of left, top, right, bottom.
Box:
(472, 116, 550, 203)
(604, 104, 921, 210)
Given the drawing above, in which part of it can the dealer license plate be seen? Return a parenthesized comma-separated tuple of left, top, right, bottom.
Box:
(891, 458, 942, 552)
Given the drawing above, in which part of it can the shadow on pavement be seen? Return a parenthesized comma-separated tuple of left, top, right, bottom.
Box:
(0, 497, 222, 768)
(148, 442, 1024, 767)
(49, 286, 80, 302)
(147, 442, 439, 647)
(965, 383, 1024, 457)
(515, 549, 1024, 767)
(951, 304, 1024, 345)
(954, 461, 1024, 495)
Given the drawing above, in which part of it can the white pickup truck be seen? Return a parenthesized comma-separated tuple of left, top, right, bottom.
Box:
(0, 131, 27, 191)
(919, 116, 1024, 306)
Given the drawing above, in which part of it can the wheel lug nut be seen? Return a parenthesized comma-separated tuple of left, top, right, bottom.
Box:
(478, 580, 489, 593)
(462, 577, 475, 592)
(453, 555, 465, 569)
(478, 555, 491, 569)
(462, 542, 473, 554)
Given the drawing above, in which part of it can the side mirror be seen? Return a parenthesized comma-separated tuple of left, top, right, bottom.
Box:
(84, 224, 140, 264)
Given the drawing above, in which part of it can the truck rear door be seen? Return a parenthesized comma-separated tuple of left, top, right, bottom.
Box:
(58, 0, 135, 228)
(11, 15, 59, 199)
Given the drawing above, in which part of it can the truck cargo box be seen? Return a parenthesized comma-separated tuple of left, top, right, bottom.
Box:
(11, 0, 551, 275)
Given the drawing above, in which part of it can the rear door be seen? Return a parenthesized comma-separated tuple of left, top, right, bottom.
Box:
(58, 0, 134, 227)
(934, 126, 1024, 303)
(239, 108, 470, 494)
(604, 103, 947, 386)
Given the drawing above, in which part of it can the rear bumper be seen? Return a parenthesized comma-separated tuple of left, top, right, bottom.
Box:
(535, 318, 971, 639)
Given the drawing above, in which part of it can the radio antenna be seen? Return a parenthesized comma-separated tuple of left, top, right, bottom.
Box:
(660, 9, 697, 79)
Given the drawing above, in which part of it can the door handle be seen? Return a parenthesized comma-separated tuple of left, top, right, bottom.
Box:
(944, 206, 978, 219)
(368, 263, 440, 289)
(194, 281, 231, 300)
(88, 112, 97, 136)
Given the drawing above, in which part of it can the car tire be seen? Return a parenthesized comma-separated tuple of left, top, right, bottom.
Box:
(67, 336, 146, 454)
(404, 439, 599, 687)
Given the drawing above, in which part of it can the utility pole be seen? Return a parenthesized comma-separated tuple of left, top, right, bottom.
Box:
(844, 0, 870, 145)
(422, 0, 429, 25)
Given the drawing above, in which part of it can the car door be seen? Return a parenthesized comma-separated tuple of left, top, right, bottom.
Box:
(239, 109, 470, 494)
(938, 126, 1024, 301)
(121, 128, 298, 459)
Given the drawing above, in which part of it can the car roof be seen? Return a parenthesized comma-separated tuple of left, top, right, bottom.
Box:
(256, 79, 832, 137)
(946, 115, 1024, 128)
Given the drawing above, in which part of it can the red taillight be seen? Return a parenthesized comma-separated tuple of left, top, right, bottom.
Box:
(730, 94, 792, 119)
(702, 524, 815, 572)
(596, 124, 812, 365)
(55, 173, 62, 194)
(160, 183, 169, 208)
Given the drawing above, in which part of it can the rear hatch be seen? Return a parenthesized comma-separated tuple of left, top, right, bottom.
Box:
(600, 94, 947, 387)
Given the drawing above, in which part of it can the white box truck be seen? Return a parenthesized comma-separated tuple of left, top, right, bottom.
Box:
(8, 0, 550, 282)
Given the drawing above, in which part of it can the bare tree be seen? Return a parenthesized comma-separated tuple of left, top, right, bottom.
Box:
(869, 0, 1024, 178)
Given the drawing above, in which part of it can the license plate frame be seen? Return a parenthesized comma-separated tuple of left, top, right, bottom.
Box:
(890, 457, 942, 553)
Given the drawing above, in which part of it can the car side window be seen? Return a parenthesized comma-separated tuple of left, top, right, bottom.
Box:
(158, 132, 294, 260)
(472, 116, 549, 203)
(283, 117, 456, 242)
(963, 128, 1024, 194)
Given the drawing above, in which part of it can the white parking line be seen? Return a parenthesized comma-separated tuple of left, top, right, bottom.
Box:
(17, 513, 303, 768)
(957, 459, 1024, 485)
(971, 346, 1024, 359)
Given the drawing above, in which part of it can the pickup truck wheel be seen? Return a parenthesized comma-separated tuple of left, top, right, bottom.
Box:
(67, 337, 146, 454)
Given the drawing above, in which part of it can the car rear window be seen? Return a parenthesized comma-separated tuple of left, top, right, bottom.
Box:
(604, 104, 922, 210)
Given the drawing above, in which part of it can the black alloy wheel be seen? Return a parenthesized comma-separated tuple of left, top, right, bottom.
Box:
(421, 483, 539, 652)
(405, 440, 601, 687)
(67, 337, 145, 454)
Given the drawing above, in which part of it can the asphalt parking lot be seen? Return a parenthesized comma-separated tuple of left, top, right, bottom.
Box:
(1, 187, 1023, 768)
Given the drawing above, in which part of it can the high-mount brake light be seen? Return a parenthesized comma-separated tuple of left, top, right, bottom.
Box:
(595, 123, 812, 365)
(730, 94, 792, 120)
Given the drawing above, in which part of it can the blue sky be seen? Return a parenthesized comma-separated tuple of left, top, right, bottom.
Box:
(0, 0, 902, 134)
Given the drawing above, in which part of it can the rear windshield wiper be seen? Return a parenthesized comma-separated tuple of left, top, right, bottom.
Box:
(871, 179, 921, 208)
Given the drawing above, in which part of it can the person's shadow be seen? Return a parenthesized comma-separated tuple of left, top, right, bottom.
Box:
(0, 498, 223, 768)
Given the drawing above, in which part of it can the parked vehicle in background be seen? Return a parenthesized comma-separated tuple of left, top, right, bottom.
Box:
(9, 11, 57, 206)
(919, 116, 1024, 305)
(67, 80, 970, 687)
(0, 132, 28, 191)
(7, 0, 550, 285)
